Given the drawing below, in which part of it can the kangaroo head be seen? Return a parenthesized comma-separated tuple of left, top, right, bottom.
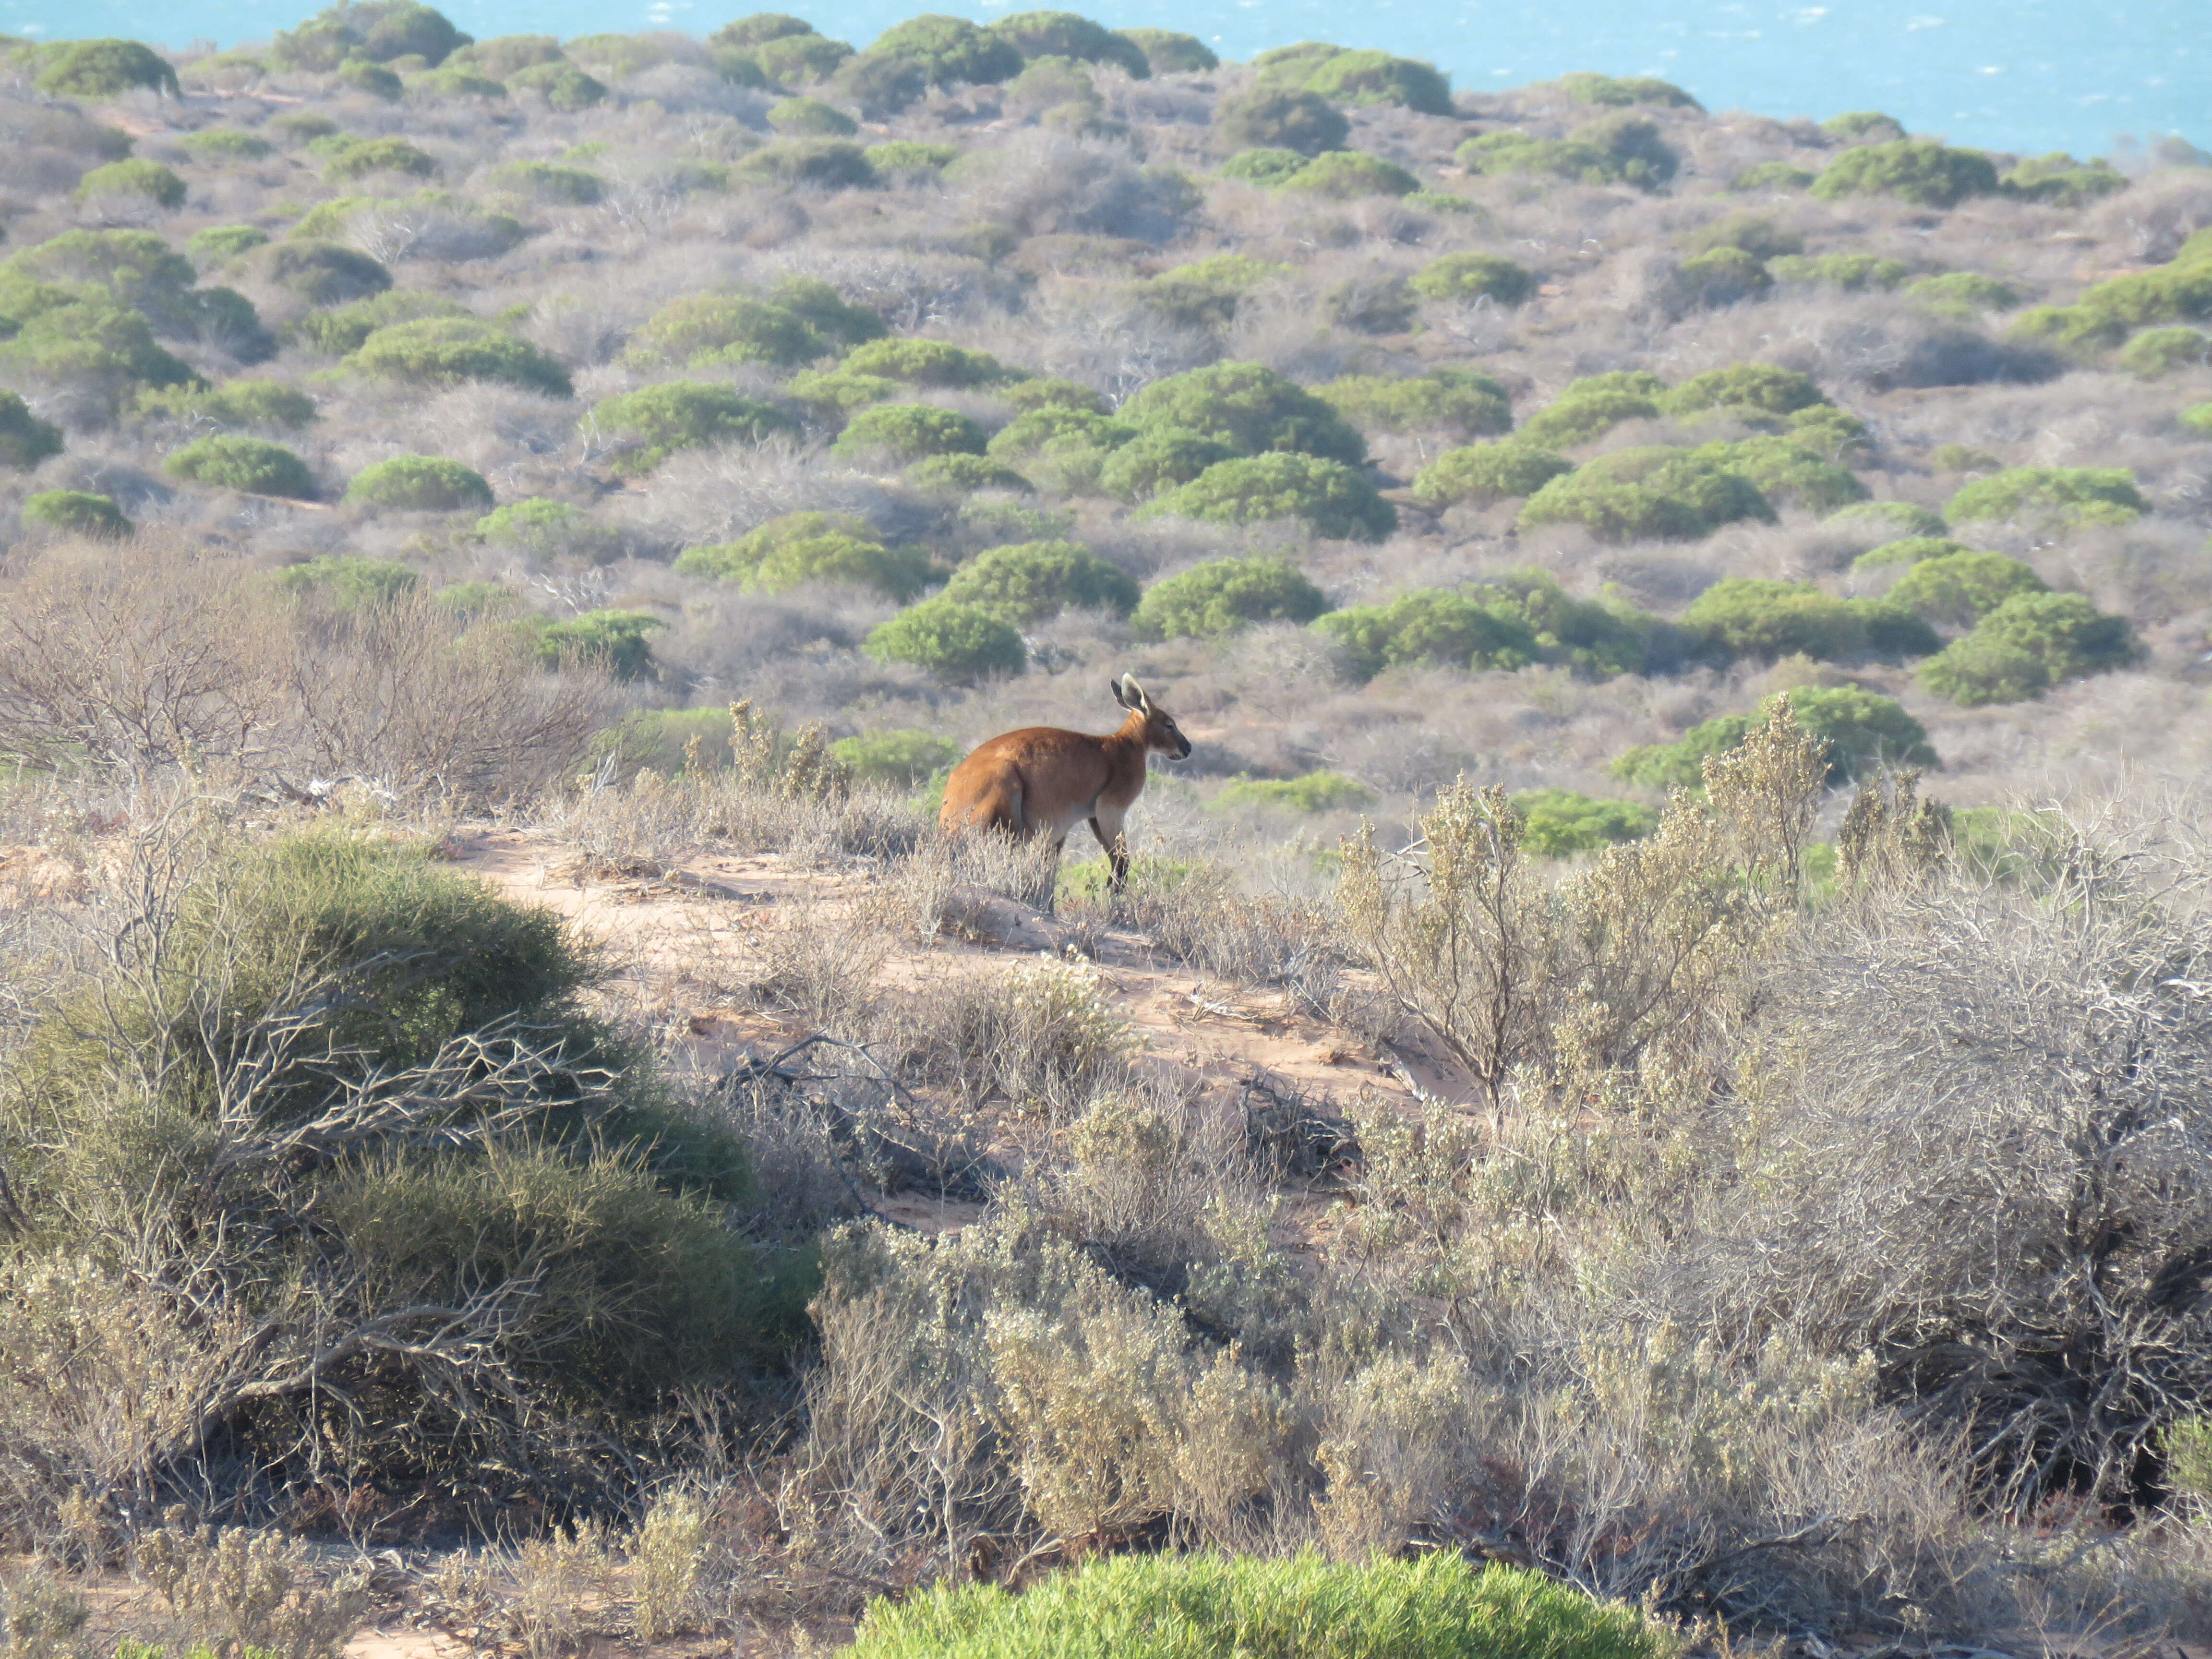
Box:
(1111, 673, 1191, 760)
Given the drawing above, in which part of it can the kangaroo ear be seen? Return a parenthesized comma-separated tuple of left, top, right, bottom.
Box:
(1122, 674, 1149, 712)
(1110, 676, 1129, 707)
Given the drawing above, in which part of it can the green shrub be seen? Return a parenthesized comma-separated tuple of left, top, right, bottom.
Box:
(472, 497, 620, 561)
(1459, 114, 1677, 190)
(1516, 388, 1662, 449)
(1886, 550, 2047, 627)
(766, 276, 884, 347)
(939, 540, 1139, 623)
(2181, 402, 2212, 437)
(2117, 326, 2212, 378)
(274, 553, 419, 608)
(488, 160, 603, 204)
(1513, 788, 1659, 855)
(1218, 148, 1310, 186)
(1615, 686, 1933, 787)
(22, 489, 131, 538)
(830, 729, 962, 786)
(508, 61, 606, 108)
(1679, 212, 1803, 261)
(1767, 253, 1911, 292)
(0, 392, 65, 469)
(32, 37, 180, 97)
(1120, 29, 1216, 74)
(250, 239, 393, 306)
(323, 136, 438, 180)
(865, 14, 1022, 86)
(2008, 303, 2129, 359)
(1827, 498, 1947, 539)
(1146, 453, 1396, 541)
(1130, 254, 1289, 328)
(339, 58, 404, 96)
(1132, 556, 1328, 641)
(1907, 271, 2020, 316)
(1518, 446, 1773, 541)
(1315, 588, 1539, 678)
(535, 609, 667, 680)
(1611, 713, 1756, 790)
(1682, 577, 1865, 661)
(1255, 44, 1453, 115)
(449, 32, 562, 75)
(989, 407, 1130, 468)
(1944, 465, 2144, 528)
(186, 224, 272, 265)
(1731, 160, 1814, 192)
(674, 510, 931, 601)
(271, 0, 468, 70)
(1214, 89, 1348, 158)
(1096, 428, 1235, 501)
(865, 139, 960, 175)
(2003, 152, 2127, 206)
(344, 453, 493, 511)
(134, 376, 314, 430)
(1280, 151, 1420, 198)
(626, 291, 821, 369)
(1690, 436, 1866, 514)
(904, 454, 1033, 495)
(166, 434, 315, 498)
(1412, 441, 1573, 507)
(733, 138, 877, 190)
(75, 159, 187, 209)
(1810, 139, 1998, 207)
(1658, 363, 1827, 418)
(347, 316, 572, 397)
(0, 300, 197, 421)
(1481, 568, 1654, 676)
(1119, 362, 1365, 466)
(1852, 534, 1974, 570)
(1681, 247, 1772, 306)
(845, 1551, 1671, 1659)
(1850, 597, 1943, 659)
(761, 32, 857, 85)
(989, 12, 1149, 78)
(290, 289, 465, 355)
(1317, 370, 1512, 439)
(712, 14, 817, 48)
(1212, 770, 1375, 815)
(1556, 71, 1701, 109)
(586, 382, 795, 471)
(1408, 253, 1533, 307)
(800, 337, 1015, 407)
(865, 598, 1027, 681)
(1823, 110, 1907, 143)
(767, 95, 860, 136)
(2073, 252, 2212, 329)
(1919, 591, 2140, 705)
(833, 402, 987, 460)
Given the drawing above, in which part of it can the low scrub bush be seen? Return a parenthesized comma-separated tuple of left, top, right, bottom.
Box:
(1316, 370, 1512, 439)
(30, 36, 181, 97)
(989, 13, 1150, 78)
(1122, 28, 1215, 73)
(832, 728, 961, 786)
(1885, 549, 2047, 626)
(1556, 70, 1700, 108)
(536, 608, 667, 679)
(1768, 252, 1911, 291)
(905, 454, 1034, 496)
(734, 138, 878, 190)
(1690, 435, 1866, 514)
(1096, 428, 1234, 501)
(275, 553, 420, 608)
(1614, 685, 1934, 786)
(846, 1547, 1672, 1659)
(939, 540, 1139, 623)
(1810, 139, 1998, 207)
(833, 403, 987, 461)
(1682, 577, 1866, 661)
(865, 598, 1027, 681)
(1280, 151, 1420, 198)
(509, 60, 606, 108)
(139, 378, 317, 429)
(2118, 326, 2212, 378)
(1681, 246, 1772, 307)
(1852, 534, 1974, 569)
(1408, 253, 1533, 307)
(166, 433, 315, 498)
(1214, 88, 1348, 157)
(249, 239, 393, 306)
(290, 290, 467, 356)
(1255, 43, 1454, 115)
(867, 13, 1022, 86)
(489, 159, 606, 204)
(1944, 465, 2144, 528)
(1513, 788, 1660, 855)
(1211, 770, 1374, 815)
(1518, 446, 1773, 541)
(1119, 362, 1365, 466)
(2003, 151, 2127, 205)
(1459, 114, 1677, 190)
(1219, 147, 1308, 186)
(473, 497, 623, 562)
(22, 489, 132, 538)
(589, 382, 799, 471)
(1317, 588, 1539, 678)
(768, 95, 859, 136)
(1827, 499, 1947, 539)
(1132, 556, 1328, 640)
(343, 454, 494, 512)
(678, 511, 933, 601)
(76, 159, 187, 210)
(0, 393, 65, 469)
(187, 223, 272, 265)
(1147, 452, 1396, 541)
(1907, 271, 2020, 316)
(1918, 590, 2141, 704)
(347, 316, 573, 397)
(322, 136, 439, 181)
(1658, 363, 1827, 417)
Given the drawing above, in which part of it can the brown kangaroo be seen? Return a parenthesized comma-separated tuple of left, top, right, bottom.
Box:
(938, 673, 1192, 892)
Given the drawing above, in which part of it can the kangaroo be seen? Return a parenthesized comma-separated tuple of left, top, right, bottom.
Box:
(938, 673, 1192, 892)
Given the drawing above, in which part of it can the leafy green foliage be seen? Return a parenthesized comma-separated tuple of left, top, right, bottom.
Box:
(1093, 427, 1231, 501)
(1658, 363, 1827, 418)
(1315, 589, 1539, 679)
(1689, 435, 1866, 514)
(250, 239, 393, 306)
(166, 434, 315, 498)
(833, 403, 987, 460)
(1459, 114, 1678, 189)
(939, 541, 1139, 623)
(535, 609, 667, 680)
(1129, 254, 1288, 328)
(989, 12, 1149, 78)
(22, 489, 131, 538)
(1119, 362, 1365, 466)
(274, 553, 419, 607)
(274, 0, 468, 68)
(1852, 535, 1974, 570)
(1906, 271, 2020, 316)
(0, 298, 197, 421)
(733, 139, 877, 189)
(1279, 151, 1420, 198)
(865, 14, 1023, 86)
(0, 392, 64, 469)
(1944, 466, 2144, 528)
(186, 224, 272, 266)
(1513, 788, 1659, 855)
(1214, 89, 1349, 158)
(1555, 71, 1701, 109)
(2002, 152, 2126, 206)
(471, 497, 620, 561)
(31, 37, 181, 97)
(1811, 139, 1999, 207)
(587, 382, 795, 470)
(343, 454, 494, 512)
(322, 136, 438, 181)
(768, 96, 859, 135)
(844, 1551, 1672, 1659)
(794, 336, 1016, 407)
(290, 289, 465, 355)
(1412, 441, 1574, 507)
(1827, 499, 1948, 540)
(1409, 254, 1534, 306)
(1681, 247, 1772, 306)
(1317, 370, 1512, 440)
(1768, 253, 1911, 291)
(340, 58, 404, 96)
(508, 61, 606, 108)
(1132, 556, 1328, 640)
(2118, 327, 2212, 378)
(2180, 402, 2212, 437)
(1218, 148, 1309, 186)
(1516, 387, 1662, 449)
(904, 454, 1034, 496)
(1146, 453, 1396, 541)
(448, 31, 563, 75)
(1919, 591, 2141, 705)
(830, 729, 961, 787)
(1731, 160, 1815, 191)
(488, 160, 604, 204)
(674, 510, 932, 601)
(1615, 686, 1933, 787)
(1886, 550, 2047, 627)
(1824, 111, 1907, 143)
(1212, 771, 1375, 815)
(1681, 578, 1867, 662)
(1120, 29, 1216, 74)
(865, 139, 960, 175)
(1518, 446, 1774, 541)
(347, 315, 572, 397)
(1254, 43, 1453, 115)
(76, 160, 187, 209)
(865, 598, 1027, 681)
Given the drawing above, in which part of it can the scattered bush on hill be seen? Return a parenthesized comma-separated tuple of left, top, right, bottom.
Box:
(75, 160, 187, 211)
(939, 541, 1139, 624)
(22, 489, 132, 537)
(166, 434, 315, 498)
(1886, 550, 2047, 627)
(1918, 591, 2141, 705)
(343, 454, 494, 512)
(1944, 466, 2144, 528)
(1214, 89, 1349, 157)
(1279, 151, 1421, 199)
(1253, 43, 1453, 115)
(1145, 453, 1397, 541)
(1409, 253, 1535, 307)
(587, 382, 798, 471)
(832, 403, 988, 461)
(1459, 113, 1678, 190)
(1317, 370, 1512, 440)
(30, 37, 182, 97)
(347, 316, 572, 397)
(675, 511, 933, 601)
(1211, 771, 1375, 815)
(1413, 442, 1575, 507)
(1121, 29, 1216, 73)
(0, 393, 65, 469)
(1118, 362, 1365, 466)
(1132, 556, 1328, 640)
(1811, 139, 1999, 208)
(1518, 446, 1774, 541)
(866, 598, 1027, 681)
(1513, 788, 1660, 855)
(1614, 685, 1935, 787)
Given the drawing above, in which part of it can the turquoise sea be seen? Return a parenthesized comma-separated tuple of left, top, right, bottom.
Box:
(0, 0, 2199, 163)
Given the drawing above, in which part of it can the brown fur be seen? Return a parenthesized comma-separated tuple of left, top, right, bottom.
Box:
(939, 674, 1192, 891)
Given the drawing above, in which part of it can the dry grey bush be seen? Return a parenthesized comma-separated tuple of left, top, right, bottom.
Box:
(134, 1506, 370, 1659)
(873, 954, 1134, 1122)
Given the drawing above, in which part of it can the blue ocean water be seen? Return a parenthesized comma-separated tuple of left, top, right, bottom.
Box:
(0, 0, 2199, 162)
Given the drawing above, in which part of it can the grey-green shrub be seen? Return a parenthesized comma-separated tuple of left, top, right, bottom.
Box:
(588, 382, 797, 471)
(831, 729, 962, 786)
(344, 454, 494, 512)
(1682, 577, 1866, 661)
(1907, 272, 2020, 316)
(290, 290, 466, 356)
(473, 497, 622, 562)
(833, 403, 987, 461)
(1254, 43, 1453, 115)
(1218, 148, 1309, 186)
(1413, 442, 1573, 507)
(864, 14, 1022, 86)
(1120, 29, 1216, 74)
(166, 434, 315, 498)
(187, 224, 273, 265)
(249, 239, 393, 306)
(675, 510, 932, 601)
(939, 541, 1139, 624)
(1518, 447, 1773, 541)
(322, 136, 438, 180)
(904, 455, 1034, 496)
(1827, 499, 1947, 540)
(1213, 89, 1348, 158)
(508, 61, 606, 108)
(1614, 686, 1934, 787)
(865, 598, 1027, 681)
(347, 316, 573, 397)
(1280, 151, 1419, 198)
(1514, 788, 1660, 855)
(1852, 535, 1975, 570)
(76, 159, 187, 209)
(1316, 588, 1539, 678)
(1811, 139, 1998, 208)
(1119, 362, 1364, 466)
(1211, 771, 1375, 815)
(274, 553, 419, 608)
(989, 12, 1150, 78)
(1690, 436, 1866, 514)
(0, 393, 65, 469)
(535, 609, 667, 680)
(1516, 388, 1662, 449)
(1146, 453, 1396, 541)
(1918, 591, 2140, 705)
(1132, 556, 1328, 640)
(1317, 371, 1512, 440)
(2117, 327, 2212, 379)
(1886, 550, 2047, 627)
(1409, 254, 1533, 307)
(1944, 466, 2144, 528)
(1659, 363, 1827, 418)
(31, 37, 181, 98)
(1096, 428, 1234, 501)
(489, 160, 605, 204)
(22, 490, 131, 538)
